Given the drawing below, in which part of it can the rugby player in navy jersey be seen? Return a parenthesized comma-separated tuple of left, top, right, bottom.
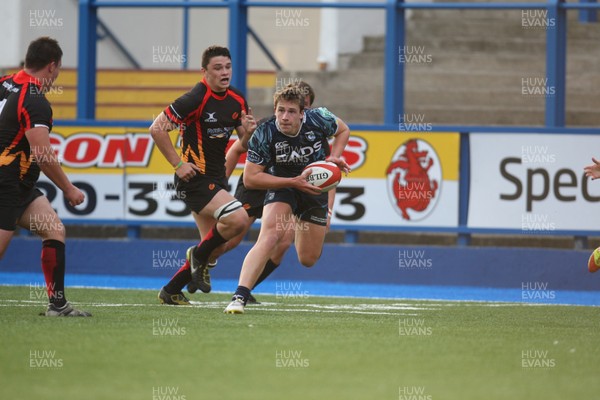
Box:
(224, 84, 350, 313)
(151, 46, 257, 305)
(217, 82, 337, 304)
(0, 37, 90, 316)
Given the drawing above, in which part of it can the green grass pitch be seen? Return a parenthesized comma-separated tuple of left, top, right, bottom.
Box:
(1, 286, 599, 400)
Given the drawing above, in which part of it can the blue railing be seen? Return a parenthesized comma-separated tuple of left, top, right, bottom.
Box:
(80, 0, 600, 124)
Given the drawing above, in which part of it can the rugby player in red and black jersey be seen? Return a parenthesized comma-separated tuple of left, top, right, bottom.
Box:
(0, 37, 91, 316)
(151, 45, 257, 305)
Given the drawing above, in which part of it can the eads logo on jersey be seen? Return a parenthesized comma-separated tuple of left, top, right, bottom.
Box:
(385, 139, 441, 221)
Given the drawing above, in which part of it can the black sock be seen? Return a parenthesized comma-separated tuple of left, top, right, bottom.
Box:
(253, 259, 280, 289)
(41, 239, 66, 307)
(233, 285, 251, 304)
(164, 261, 191, 294)
(193, 225, 226, 265)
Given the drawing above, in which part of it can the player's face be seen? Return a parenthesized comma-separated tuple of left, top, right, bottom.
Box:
(43, 60, 61, 90)
(275, 100, 304, 135)
(203, 56, 232, 92)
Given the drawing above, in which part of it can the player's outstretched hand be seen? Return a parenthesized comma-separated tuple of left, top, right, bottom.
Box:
(326, 156, 351, 175)
(294, 168, 323, 195)
(176, 162, 202, 182)
(241, 108, 257, 136)
(584, 157, 600, 180)
(64, 185, 85, 207)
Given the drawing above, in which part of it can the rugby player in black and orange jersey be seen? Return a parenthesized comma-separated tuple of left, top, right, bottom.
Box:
(0, 37, 90, 316)
(151, 45, 257, 305)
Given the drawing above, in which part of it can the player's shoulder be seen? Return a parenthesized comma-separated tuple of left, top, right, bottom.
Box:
(227, 85, 247, 102)
(227, 85, 245, 97)
(190, 81, 208, 96)
(0, 74, 14, 84)
(254, 118, 276, 138)
(0, 74, 19, 96)
(171, 82, 206, 112)
(304, 107, 338, 129)
(24, 86, 51, 107)
(257, 114, 275, 126)
(306, 107, 337, 121)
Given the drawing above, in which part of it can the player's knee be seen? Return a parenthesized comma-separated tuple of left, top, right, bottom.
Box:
(298, 252, 319, 268)
(227, 209, 249, 235)
(216, 203, 249, 237)
(33, 218, 66, 242)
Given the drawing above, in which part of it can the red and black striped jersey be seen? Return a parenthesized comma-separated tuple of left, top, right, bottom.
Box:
(164, 77, 248, 178)
(0, 70, 53, 189)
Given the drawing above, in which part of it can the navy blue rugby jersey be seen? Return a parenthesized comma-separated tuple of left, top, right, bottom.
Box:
(246, 107, 339, 178)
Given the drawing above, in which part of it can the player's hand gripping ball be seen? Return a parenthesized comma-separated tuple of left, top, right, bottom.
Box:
(303, 161, 342, 193)
(588, 247, 600, 273)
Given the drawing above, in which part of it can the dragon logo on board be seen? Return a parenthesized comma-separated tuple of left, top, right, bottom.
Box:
(386, 139, 441, 221)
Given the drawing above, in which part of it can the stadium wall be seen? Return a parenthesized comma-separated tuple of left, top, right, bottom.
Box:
(2, 236, 594, 293)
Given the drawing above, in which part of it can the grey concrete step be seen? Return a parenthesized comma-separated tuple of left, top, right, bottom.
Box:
(341, 50, 599, 72)
(409, 8, 584, 21)
(404, 105, 545, 125)
(277, 70, 384, 92)
(363, 20, 600, 51)
(407, 88, 600, 111)
(404, 105, 600, 126)
(406, 19, 548, 40)
(404, 70, 600, 92)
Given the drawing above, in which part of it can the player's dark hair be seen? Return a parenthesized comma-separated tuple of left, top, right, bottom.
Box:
(201, 46, 231, 69)
(296, 81, 315, 106)
(273, 84, 306, 111)
(25, 37, 63, 71)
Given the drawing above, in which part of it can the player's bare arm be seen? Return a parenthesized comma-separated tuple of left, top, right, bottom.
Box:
(225, 109, 257, 178)
(225, 139, 245, 179)
(235, 108, 257, 148)
(24, 127, 84, 207)
(149, 112, 200, 182)
(243, 161, 321, 194)
(326, 118, 351, 174)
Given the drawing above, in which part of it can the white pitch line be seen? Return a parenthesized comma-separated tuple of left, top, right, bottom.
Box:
(1, 298, 583, 316)
(0, 299, 427, 315)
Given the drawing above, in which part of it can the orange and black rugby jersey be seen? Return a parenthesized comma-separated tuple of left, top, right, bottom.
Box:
(0, 70, 52, 189)
(164, 77, 248, 178)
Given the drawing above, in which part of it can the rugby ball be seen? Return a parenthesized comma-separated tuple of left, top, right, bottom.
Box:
(588, 247, 600, 273)
(303, 161, 341, 193)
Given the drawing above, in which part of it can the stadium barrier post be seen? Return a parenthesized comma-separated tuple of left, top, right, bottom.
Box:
(228, 0, 248, 94)
(77, 0, 98, 120)
(384, 0, 404, 125)
(545, 0, 567, 127)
